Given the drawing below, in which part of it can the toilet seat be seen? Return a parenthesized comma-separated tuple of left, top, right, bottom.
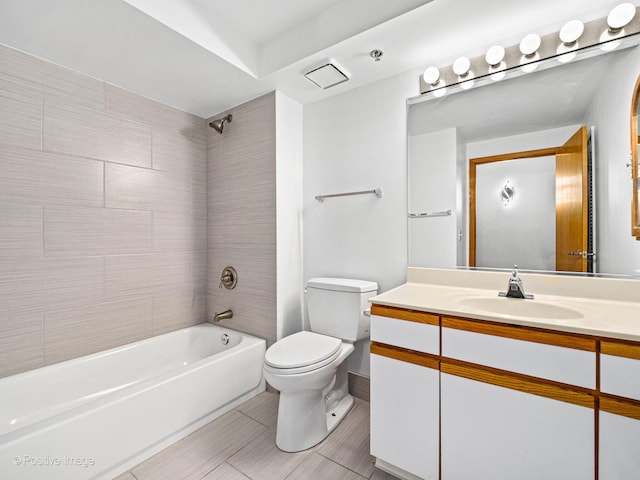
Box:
(264, 331, 342, 375)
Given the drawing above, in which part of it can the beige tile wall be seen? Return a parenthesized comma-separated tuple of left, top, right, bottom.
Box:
(207, 93, 277, 346)
(0, 44, 208, 378)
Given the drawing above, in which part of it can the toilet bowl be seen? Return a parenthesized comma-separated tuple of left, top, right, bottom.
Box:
(263, 277, 378, 452)
(264, 331, 355, 452)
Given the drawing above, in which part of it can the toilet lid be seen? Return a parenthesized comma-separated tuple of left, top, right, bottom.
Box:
(265, 331, 342, 369)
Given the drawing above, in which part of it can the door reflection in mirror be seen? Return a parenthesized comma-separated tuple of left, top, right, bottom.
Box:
(470, 126, 592, 273)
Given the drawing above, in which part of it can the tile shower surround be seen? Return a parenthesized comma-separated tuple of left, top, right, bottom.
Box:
(206, 92, 277, 348)
(0, 44, 209, 378)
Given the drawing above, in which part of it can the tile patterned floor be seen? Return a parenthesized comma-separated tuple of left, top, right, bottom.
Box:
(114, 392, 398, 480)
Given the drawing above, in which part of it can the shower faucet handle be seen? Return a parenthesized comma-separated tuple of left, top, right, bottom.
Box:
(219, 266, 237, 289)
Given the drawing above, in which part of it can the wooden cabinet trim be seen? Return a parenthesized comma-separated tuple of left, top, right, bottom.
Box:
(371, 342, 440, 370)
(371, 304, 440, 326)
(442, 316, 596, 352)
(600, 395, 640, 421)
(601, 339, 640, 360)
(441, 359, 595, 409)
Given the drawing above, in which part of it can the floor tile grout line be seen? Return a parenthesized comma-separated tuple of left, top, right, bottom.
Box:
(314, 450, 372, 479)
(233, 407, 274, 428)
(218, 410, 271, 477)
(285, 452, 370, 480)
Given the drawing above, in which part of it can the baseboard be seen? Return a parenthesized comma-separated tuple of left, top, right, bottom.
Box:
(348, 372, 370, 402)
(266, 384, 278, 394)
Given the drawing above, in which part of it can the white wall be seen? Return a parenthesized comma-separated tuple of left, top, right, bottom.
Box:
(583, 46, 640, 275)
(276, 91, 304, 340)
(408, 129, 458, 268)
(475, 156, 556, 270)
(466, 125, 583, 159)
(303, 69, 419, 375)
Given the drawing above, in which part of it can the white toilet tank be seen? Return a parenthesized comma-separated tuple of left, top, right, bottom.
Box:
(306, 278, 378, 342)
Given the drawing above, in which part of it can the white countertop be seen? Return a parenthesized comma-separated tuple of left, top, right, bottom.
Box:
(370, 268, 640, 342)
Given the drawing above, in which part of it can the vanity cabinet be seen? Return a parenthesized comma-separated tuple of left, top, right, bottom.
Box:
(369, 302, 640, 480)
(440, 317, 595, 480)
(370, 306, 440, 480)
(598, 340, 640, 479)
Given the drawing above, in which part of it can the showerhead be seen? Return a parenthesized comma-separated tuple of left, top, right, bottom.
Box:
(209, 114, 232, 134)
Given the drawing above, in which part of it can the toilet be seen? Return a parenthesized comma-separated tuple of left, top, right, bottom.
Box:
(263, 277, 378, 452)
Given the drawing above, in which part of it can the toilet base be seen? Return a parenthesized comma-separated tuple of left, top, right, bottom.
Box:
(275, 391, 354, 453)
(274, 359, 354, 453)
(325, 392, 354, 437)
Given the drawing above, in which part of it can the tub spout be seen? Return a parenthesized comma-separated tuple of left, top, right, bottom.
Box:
(212, 309, 233, 323)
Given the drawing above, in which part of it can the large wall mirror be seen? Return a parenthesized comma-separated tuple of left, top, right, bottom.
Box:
(408, 42, 640, 276)
(632, 74, 640, 239)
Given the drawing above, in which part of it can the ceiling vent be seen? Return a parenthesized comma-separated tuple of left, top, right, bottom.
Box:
(304, 61, 350, 89)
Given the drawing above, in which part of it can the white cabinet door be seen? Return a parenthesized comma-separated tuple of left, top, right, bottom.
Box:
(370, 353, 439, 480)
(599, 410, 640, 479)
(441, 372, 594, 480)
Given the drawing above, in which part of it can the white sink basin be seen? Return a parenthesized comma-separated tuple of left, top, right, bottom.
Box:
(459, 297, 584, 320)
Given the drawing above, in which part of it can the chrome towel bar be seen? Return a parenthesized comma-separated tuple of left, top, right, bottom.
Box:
(408, 210, 452, 218)
(315, 188, 382, 202)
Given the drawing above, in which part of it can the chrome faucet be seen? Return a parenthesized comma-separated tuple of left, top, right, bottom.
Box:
(499, 266, 534, 299)
(212, 309, 233, 323)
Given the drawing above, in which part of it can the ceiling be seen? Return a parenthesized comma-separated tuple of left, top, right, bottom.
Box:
(0, 0, 634, 118)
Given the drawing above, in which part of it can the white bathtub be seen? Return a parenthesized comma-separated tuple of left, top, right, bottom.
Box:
(0, 323, 266, 480)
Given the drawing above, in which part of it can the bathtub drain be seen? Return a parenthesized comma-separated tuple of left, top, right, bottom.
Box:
(221, 334, 230, 345)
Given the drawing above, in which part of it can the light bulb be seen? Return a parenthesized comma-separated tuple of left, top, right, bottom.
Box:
(422, 66, 440, 86)
(559, 20, 584, 45)
(519, 34, 541, 56)
(485, 45, 505, 66)
(607, 3, 636, 32)
(453, 56, 471, 76)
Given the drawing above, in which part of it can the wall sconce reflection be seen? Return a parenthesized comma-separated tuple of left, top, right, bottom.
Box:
(501, 180, 515, 206)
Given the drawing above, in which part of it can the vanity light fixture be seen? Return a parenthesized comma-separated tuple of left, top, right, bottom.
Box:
(417, 5, 640, 97)
(601, 2, 637, 51)
(486, 45, 506, 81)
(519, 33, 541, 72)
(453, 56, 475, 89)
